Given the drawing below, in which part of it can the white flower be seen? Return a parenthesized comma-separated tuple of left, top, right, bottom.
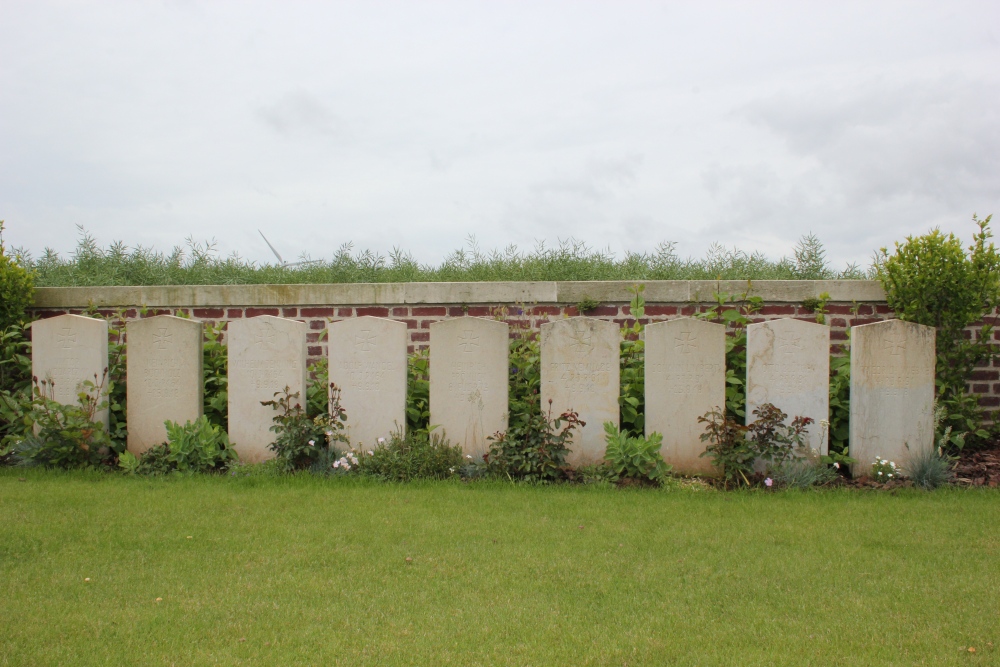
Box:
(343, 462, 351, 470)
(367, 450, 374, 456)
(449, 467, 455, 473)
(325, 430, 333, 436)
(308, 440, 315, 446)
(890, 461, 896, 468)
(887, 473, 892, 478)
(466, 454, 473, 460)
(333, 460, 341, 468)
(833, 462, 840, 469)
(378, 437, 385, 444)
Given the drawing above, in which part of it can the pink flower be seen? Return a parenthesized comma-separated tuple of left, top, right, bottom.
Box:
(764, 478, 773, 487)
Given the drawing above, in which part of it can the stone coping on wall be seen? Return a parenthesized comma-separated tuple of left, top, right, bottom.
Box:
(33, 280, 886, 308)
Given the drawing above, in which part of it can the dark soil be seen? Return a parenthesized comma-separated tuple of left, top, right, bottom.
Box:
(952, 444, 1000, 488)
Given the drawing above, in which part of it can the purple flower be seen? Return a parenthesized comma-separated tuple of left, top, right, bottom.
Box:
(764, 477, 773, 487)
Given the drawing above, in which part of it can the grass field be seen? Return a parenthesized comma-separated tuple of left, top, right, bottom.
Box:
(2, 469, 998, 666)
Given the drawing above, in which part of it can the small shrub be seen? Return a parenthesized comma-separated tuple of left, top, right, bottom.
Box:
(905, 448, 955, 490)
(875, 214, 1000, 448)
(12, 376, 114, 469)
(602, 421, 670, 484)
(161, 415, 235, 473)
(486, 401, 584, 482)
(262, 385, 349, 472)
(0, 221, 35, 331)
(699, 403, 818, 488)
(698, 407, 752, 486)
(353, 430, 463, 481)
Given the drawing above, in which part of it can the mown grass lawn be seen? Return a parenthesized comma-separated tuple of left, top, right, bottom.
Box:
(1, 469, 998, 666)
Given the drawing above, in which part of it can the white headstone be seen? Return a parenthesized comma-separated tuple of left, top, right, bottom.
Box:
(328, 316, 407, 448)
(429, 318, 509, 458)
(540, 317, 620, 467)
(850, 319, 935, 472)
(227, 316, 307, 462)
(30, 314, 109, 428)
(645, 318, 726, 474)
(126, 316, 204, 454)
(746, 318, 830, 454)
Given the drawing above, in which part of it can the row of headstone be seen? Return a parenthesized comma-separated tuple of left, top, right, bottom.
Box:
(30, 313, 935, 473)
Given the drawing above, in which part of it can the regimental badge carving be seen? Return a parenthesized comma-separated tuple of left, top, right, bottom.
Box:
(57, 328, 77, 349)
(883, 335, 905, 356)
(253, 321, 278, 349)
(674, 330, 696, 354)
(458, 330, 479, 353)
(778, 334, 803, 354)
(569, 325, 593, 352)
(355, 330, 377, 351)
(153, 327, 173, 350)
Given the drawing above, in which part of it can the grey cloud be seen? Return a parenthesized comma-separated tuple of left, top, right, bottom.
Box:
(256, 91, 341, 137)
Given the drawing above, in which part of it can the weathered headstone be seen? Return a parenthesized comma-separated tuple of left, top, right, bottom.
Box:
(328, 316, 407, 448)
(227, 316, 307, 462)
(540, 317, 620, 467)
(126, 315, 204, 454)
(850, 319, 935, 472)
(746, 318, 830, 454)
(30, 314, 109, 428)
(645, 318, 726, 474)
(429, 318, 509, 458)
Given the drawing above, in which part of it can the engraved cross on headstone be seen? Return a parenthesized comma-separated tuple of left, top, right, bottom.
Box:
(458, 330, 480, 352)
(153, 328, 173, 350)
(57, 328, 77, 348)
(355, 330, 377, 351)
(674, 331, 697, 354)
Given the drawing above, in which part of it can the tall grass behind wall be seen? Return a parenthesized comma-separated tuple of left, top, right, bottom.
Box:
(19, 229, 870, 287)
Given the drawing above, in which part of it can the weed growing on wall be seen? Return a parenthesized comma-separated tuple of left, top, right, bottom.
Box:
(876, 214, 1000, 447)
(23, 227, 868, 287)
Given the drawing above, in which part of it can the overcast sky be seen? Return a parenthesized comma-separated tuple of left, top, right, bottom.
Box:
(1, 1, 998, 270)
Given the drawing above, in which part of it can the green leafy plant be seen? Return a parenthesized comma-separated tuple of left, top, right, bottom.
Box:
(262, 384, 349, 472)
(124, 415, 235, 475)
(875, 214, 1000, 448)
(576, 296, 600, 313)
(11, 375, 114, 469)
(353, 429, 464, 481)
(0, 221, 35, 331)
(698, 407, 752, 486)
(0, 323, 33, 459)
(406, 347, 430, 433)
(619, 283, 646, 436)
(507, 331, 542, 435)
(202, 321, 229, 430)
(696, 282, 762, 419)
(307, 357, 330, 417)
(486, 401, 584, 482)
(602, 421, 670, 484)
(84, 304, 129, 451)
(827, 350, 851, 457)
